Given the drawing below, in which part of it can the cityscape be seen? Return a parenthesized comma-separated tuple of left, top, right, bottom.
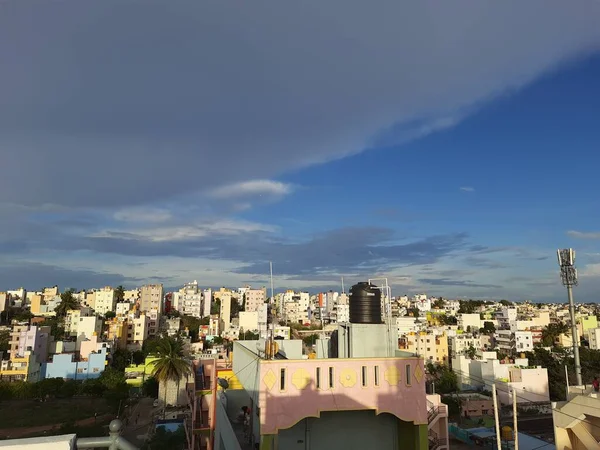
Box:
(2, 2, 600, 450)
(0, 266, 599, 450)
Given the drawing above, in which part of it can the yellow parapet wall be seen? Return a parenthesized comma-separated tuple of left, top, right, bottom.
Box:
(217, 369, 243, 390)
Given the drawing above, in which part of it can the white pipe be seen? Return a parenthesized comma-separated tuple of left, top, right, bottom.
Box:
(492, 384, 502, 450)
(512, 388, 519, 450)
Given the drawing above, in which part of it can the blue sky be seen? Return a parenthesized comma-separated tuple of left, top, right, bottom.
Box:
(1, 1, 600, 301)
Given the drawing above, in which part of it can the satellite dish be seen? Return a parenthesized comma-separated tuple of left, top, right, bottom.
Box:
(217, 378, 229, 390)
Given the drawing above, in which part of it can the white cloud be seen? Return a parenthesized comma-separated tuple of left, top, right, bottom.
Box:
(92, 219, 277, 242)
(567, 230, 600, 239)
(579, 263, 600, 277)
(114, 208, 172, 223)
(208, 180, 293, 200)
(460, 187, 475, 192)
(1, 1, 599, 207)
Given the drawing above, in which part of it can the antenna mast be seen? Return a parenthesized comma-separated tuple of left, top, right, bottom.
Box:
(268, 262, 275, 359)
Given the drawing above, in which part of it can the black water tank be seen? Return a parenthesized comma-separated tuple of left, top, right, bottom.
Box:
(349, 282, 382, 324)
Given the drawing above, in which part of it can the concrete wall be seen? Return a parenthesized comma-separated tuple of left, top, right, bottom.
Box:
(214, 392, 242, 450)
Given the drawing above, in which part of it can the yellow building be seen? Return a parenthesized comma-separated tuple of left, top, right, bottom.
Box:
(399, 332, 449, 365)
(0, 353, 40, 382)
(578, 315, 598, 338)
(30, 294, 43, 315)
(106, 318, 128, 350)
(124, 356, 158, 386)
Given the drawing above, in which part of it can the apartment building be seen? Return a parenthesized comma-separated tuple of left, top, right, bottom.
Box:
(140, 284, 164, 314)
(65, 307, 94, 336)
(43, 286, 59, 302)
(448, 334, 479, 357)
(458, 313, 482, 331)
(495, 307, 517, 331)
(127, 314, 150, 351)
(452, 355, 549, 405)
(94, 287, 116, 315)
(174, 281, 203, 318)
(219, 291, 232, 333)
(75, 316, 103, 350)
(244, 287, 266, 312)
(495, 330, 533, 354)
(398, 332, 449, 364)
(202, 288, 212, 317)
(217, 337, 443, 450)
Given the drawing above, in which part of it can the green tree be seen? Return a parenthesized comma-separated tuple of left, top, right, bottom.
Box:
(43, 317, 65, 340)
(142, 337, 162, 357)
(142, 376, 159, 398)
(481, 321, 496, 334)
(542, 322, 570, 347)
(132, 350, 145, 365)
(12, 309, 33, 323)
(211, 299, 221, 315)
(148, 338, 192, 410)
(432, 298, 445, 309)
(438, 315, 457, 326)
(111, 349, 132, 371)
(0, 329, 10, 354)
(104, 311, 116, 320)
(115, 285, 125, 302)
(199, 316, 210, 326)
(406, 308, 419, 318)
(437, 368, 458, 394)
(466, 345, 477, 360)
(181, 315, 200, 341)
(302, 334, 318, 347)
(499, 300, 513, 306)
(55, 289, 79, 317)
(240, 330, 259, 340)
(143, 426, 186, 450)
(59, 379, 78, 398)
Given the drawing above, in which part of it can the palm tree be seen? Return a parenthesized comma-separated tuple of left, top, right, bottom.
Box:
(115, 285, 125, 302)
(55, 289, 79, 317)
(148, 338, 192, 415)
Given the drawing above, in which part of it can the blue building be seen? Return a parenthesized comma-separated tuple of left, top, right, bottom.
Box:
(41, 347, 107, 380)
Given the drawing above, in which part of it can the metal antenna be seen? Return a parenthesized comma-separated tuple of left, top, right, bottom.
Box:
(557, 248, 582, 386)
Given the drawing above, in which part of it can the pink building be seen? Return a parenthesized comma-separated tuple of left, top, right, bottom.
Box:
(210, 340, 449, 450)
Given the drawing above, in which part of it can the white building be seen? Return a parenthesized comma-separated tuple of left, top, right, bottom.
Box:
(203, 289, 212, 317)
(396, 317, 421, 334)
(244, 288, 266, 313)
(65, 307, 94, 336)
(174, 281, 203, 318)
(459, 313, 482, 331)
(335, 304, 349, 323)
(127, 314, 149, 350)
(452, 355, 550, 405)
(140, 284, 164, 314)
(448, 334, 480, 357)
(239, 311, 259, 332)
(75, 316, 103, 351)
(496, 307, 517, 331)
(94, 287, 116, 316)
(115, 302, 131, 316)
(590, 328, 600, 350)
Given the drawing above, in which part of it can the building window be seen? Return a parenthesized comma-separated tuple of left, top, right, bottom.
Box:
(280, 368, 286, 391)
(482, 410, 489, 415)
(77, 369, 84, 374)
(328, 367, 334, 389)
(316, 367, 321, 389)
(374, 366, 380, 387)
(406, 365, 411, 386)
(361, 366, 367, 387)
(93, 368, 99, 373)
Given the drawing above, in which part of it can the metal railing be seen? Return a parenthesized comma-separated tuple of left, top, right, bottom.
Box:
(76, 419, 138, 450)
